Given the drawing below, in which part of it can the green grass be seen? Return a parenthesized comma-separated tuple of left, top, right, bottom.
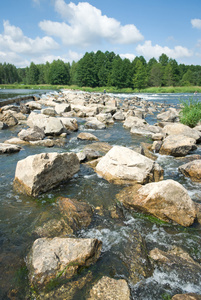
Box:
(1, 84, 201, 94)
(179, 97, 201, 127)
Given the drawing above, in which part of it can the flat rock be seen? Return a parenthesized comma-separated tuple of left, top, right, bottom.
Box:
(178, 160, 201, 182)
(85, 118, 106, 130)
(4, 137, 28, 145)
(41, 107, 56, 116)
(0, 143, 21, 154)
(27, 237, 102, 287)
(88, 276, 130, 300)
(96, 145, 163, 185)
(117, 179, 196, 226)
(13, 152, 80, 196)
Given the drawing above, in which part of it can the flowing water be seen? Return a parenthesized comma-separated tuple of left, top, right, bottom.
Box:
(0, 91, 201, 299)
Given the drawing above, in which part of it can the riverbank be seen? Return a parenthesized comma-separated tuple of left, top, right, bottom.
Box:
(1, 84, 201, 94)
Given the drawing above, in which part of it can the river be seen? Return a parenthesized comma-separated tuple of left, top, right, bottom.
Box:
(0, 91, 201, 299)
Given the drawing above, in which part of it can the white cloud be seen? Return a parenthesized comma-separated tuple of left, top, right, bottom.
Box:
(191, 19, 201, 29)
(0, 51, 30, 67)
(120, 53, 136, 61)
(136, 40, 192, 60)
(0, 20, 59, 55)
(39, 0, 144, 47)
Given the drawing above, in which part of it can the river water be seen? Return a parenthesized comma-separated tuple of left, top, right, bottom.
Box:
(0, 91, 201, 299)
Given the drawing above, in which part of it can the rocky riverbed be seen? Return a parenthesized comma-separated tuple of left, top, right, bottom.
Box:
(0, 90, 201, 299)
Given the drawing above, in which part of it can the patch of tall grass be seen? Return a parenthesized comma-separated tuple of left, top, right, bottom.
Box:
(179, 98, 201, 127)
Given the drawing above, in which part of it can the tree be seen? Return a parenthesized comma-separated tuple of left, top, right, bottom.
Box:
(150, 63, 163, 86)
(159, 53, 169, 67)
(76, 52, 97, 87)
(27, 62, 39, 84)
(133, 60, 147, 90)
(48, 60, 70, 85)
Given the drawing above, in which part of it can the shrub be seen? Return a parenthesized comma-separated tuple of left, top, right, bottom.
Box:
(179, 98, 201, 127)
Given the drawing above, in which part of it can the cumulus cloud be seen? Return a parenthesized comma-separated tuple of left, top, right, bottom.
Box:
(191, 19, 201, 29)
(39, 0, 144, 47)
(0, 51, 30, 67)
(0, 20, 59, 55)
(120, 53, 136, 61)
(136, 40, 192, 60)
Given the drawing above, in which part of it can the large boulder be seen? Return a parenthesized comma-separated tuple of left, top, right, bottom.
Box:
(159, 134, 197, 157)
(96, 145, 163, 185)
(25, 101, 42, 110)
(18, 126, 45, 141)
(13, 152, 80, 196)
(58, 197, 93, 231)
(178, 160, 201, 182)
(27, 237, 102, 287)
(88, 276, 130, 300)
(123, 116, 147, 129)
(54, 103, 71, 115)
(117, 179, 196, 226)
(0, 143, 21, 154)
(162, 123, 201, 142)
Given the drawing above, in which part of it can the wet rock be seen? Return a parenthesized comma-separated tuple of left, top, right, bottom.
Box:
(77, 132, 99, 141)
(87, 276, 130, 300)
(85, 118, 106, 130)
(84, 142, 112, 156)
(58, 197, 93, 231)
(33, 218, 73, 238)
(157, 107, 179, 122)
(151, 141, 162, 153)
(150, 246, 201, 286)
(96, 145, 163, 185)
(18, 126, 45, 141)
(13, 152, 80, 196)
(41, 107, 56, 116)
(59, 117, 78, 131)
(171, 293, 201, 300)
(117, 179, 196, 226)
(140, 142, 158, 161)
(27, 237, 102, 287)
(163, 123, 201, 142)
(0, 143, 21, 154)
(119, 230, 153, 284)
(25, 101, 42, 110)
(0, 111, 18, 127)
(159, 135, 197, 157)
(178, 160, 201, 182)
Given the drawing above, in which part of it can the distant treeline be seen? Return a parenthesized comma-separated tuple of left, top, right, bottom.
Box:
(1, 51, 201, 89)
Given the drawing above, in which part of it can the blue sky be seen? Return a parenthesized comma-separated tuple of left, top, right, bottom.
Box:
(0, 0, 201, 67)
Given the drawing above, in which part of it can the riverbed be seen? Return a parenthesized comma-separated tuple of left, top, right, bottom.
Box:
(0, 91, 201, 299)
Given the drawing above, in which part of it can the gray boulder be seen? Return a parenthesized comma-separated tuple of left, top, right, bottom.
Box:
(18, 126, 45, 141)
(0, 143, 21, 154)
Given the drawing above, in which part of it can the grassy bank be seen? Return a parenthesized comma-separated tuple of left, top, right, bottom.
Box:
(1, 84, 201, 94)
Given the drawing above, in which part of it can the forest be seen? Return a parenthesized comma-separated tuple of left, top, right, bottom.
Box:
(0, 51, 201, 90)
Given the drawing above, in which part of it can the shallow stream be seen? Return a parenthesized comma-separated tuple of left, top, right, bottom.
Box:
(0, 92, 201, 299)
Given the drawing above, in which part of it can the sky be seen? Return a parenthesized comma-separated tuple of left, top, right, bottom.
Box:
(0, 0, 201, 68)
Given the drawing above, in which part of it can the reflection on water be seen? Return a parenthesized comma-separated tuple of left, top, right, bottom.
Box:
(0, 92, 201, 299)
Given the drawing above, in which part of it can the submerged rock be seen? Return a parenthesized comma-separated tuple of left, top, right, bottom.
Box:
(117, 179, 196, 226)
(96, 145, 163, 185)
(178, 160, 201, 182)
(27, 237, 102, 287)
(13, 152, 80, 196)
(87, 276, 130, 300)
(150, 246, 201, 286)
(58, 197, 93, 231)
(33, 218, 73, 238)
(172, 294, 201, 300)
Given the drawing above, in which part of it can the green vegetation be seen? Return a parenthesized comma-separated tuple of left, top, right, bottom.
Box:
(179, 98, 201, 127)
(1, 51, 201, 91)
